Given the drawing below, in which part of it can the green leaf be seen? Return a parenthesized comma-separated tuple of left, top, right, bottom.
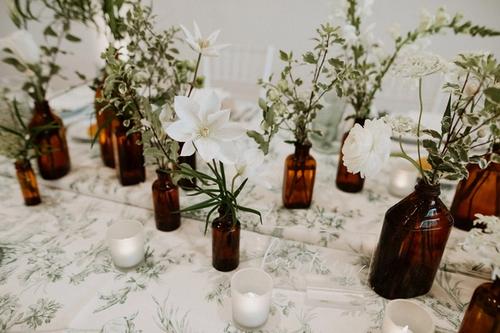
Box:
(2, 57, 26, 72)
(422, 129, 441, 139)
(43, 26, 58, 37)
(484, 87, 500, 105)
(302, 51, 316, 64)
(279, 50, 289, 62)
(65, 34, 81, 42)
(258, 98, 267, 110)
(247, 130, 269, 155)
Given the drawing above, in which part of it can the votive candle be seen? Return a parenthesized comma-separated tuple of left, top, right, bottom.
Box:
(106, 220, 145, 269)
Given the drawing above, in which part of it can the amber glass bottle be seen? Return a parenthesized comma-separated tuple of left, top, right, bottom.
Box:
(15, 159, 41, 206)
(458, 276, 500, 333)
(212, 207, 240, 272)
(29, 100, 71, 180)
(152, 169, 180, 232)
(336, 118, 365, 193)
(177, 142, 197, 190)
(112, 117, 145, 186)
(282, 143, 316, 209)
(95, 86, 116, 168)
(369, 180, 453, 299)
(451, 148, 500, 231)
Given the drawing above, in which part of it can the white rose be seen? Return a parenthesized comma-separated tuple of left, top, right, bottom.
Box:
(0, 30, 40, 64)
(342, 118, 392, 178)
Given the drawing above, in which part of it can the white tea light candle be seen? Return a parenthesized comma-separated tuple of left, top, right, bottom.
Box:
(231, 268, 273, 328)
(382, 299, 434, 333)
(106, 220, 145, 269)
(388, 160, 417, 197)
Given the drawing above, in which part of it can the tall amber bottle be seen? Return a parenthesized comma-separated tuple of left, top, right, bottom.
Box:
(451, 149, 500, 231)
(29, 100, 71, 180)
(282, 143, 316, 209)
(152, 169, 180, 231)
(212, 208, 240, 272)
(369, 181, 453, 299)
(336, 118, 365, 193)
(458, 275, 500, 333)
(112, 117, 146, 186)
(95, 86, 116, 168)
(177, 142, 197, 190)
(15, 159, 41, 206)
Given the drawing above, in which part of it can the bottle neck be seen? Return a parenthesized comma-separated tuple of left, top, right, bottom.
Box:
(15, 159, 31, 171)
(294, 143, 311, 159)
(414, 179, 441, 197)
(34, 100, 51, 116)
(354, 117, 366, 126)
(156, 169, 172, 183)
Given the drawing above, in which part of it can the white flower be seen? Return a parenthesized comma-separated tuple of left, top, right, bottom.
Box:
(383, 115, 417, 135)
(435, 7, 451, 26)
(0, 30, 40, 64)
(393, 52, 445, 78)
(179, 21, 229, 57)
(418, 9, 434, 32)
(165, 92, 244, 164)
(342, 118, 392, 178)
(234, 145, 264, 180)
(340, 24, 358, 45)
(389, 23, 401, 39)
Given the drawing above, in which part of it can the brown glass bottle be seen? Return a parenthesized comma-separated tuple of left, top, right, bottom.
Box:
(212, 208, 240, 272)
(152, 169, 181, 232)
(451, 152, 499, 231)
(112, 118, 146, 186)
(95, 86, 116, 168)
(369, 180, 453, 299)
(336, 118, 365, 193)
(29, 100, 71, 180)
(15, 159, 41, 206)
(458, 277, 500, 333)
(282, 143, 316, 209)
(177, 142, 197, 190)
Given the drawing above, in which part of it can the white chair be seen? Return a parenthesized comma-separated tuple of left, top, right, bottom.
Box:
(201, 44, 275, 102)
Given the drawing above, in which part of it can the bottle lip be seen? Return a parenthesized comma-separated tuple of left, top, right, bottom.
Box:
(14, 159, 31, 168)
(414, 179, 441, 196)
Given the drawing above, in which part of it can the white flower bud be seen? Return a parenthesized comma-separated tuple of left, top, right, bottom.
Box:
(464, 80, 480, 97)
(435, 7, 451, 26)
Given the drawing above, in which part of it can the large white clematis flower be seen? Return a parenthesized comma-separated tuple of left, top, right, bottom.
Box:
(0, 30, 40, 64)
(342, 118, 392, 178)
(165, 92, 243, 164)
(179, 21, 229, 57)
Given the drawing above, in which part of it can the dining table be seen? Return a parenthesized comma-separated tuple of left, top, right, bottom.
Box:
(0, 97, 492, 333)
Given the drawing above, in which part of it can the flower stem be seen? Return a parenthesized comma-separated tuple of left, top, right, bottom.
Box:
(187, 53, 202, 98)
(416, 77, 425, 182)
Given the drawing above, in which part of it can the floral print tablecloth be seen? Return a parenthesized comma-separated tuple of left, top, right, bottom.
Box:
(0, 119, 492, 332)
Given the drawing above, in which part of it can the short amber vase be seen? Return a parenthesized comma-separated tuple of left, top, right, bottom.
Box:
(458, 277, 499, 333)
(450, 160, 499, 231)
(112, 118, 146, 186)
(15, 159, 41, 206)
(212, 208, 240, 272)
(336, 118, 365, 193)
(282, 143, 316, 209)
(29, 100, 71, 180)
(152, 169, 180, 232)
(369, 181, 453, 299)
(95, 86, 116, 168)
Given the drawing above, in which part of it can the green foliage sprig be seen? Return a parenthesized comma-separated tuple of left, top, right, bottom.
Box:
(0, 88, 58, 161)
(392, 53, 500, 185)
(249, 23, 349, 153)
(340, 0, 500, 119)
(3, 0, 100, 102)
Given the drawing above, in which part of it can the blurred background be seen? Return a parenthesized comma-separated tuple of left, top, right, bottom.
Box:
(1, 0, 500, 115)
